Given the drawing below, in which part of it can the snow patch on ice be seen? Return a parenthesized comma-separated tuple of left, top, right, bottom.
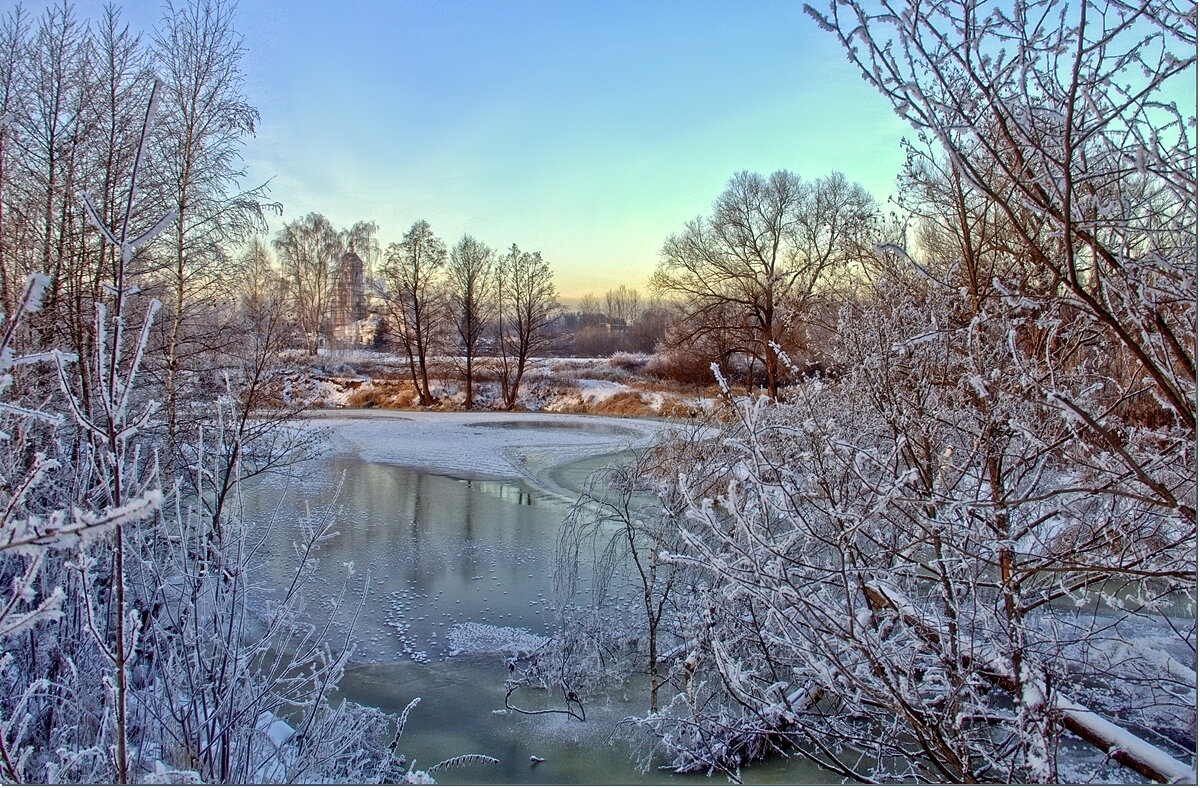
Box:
(312, 411, 671, 493)
(447, 621, 548, 657)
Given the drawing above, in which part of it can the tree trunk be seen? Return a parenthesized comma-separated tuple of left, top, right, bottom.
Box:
(464, 352, 474, 410)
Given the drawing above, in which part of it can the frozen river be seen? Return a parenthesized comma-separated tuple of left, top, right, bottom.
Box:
(244, 412, 824, 784)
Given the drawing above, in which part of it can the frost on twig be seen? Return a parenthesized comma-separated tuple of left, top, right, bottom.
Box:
(428, 753, 501, 773)
(619, 267, 1194, 782)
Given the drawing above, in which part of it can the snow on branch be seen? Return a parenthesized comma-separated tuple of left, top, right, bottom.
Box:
(864, 581, 1195, 784)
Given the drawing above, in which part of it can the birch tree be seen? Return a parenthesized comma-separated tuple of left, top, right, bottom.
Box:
(274, 212, 340, 354)
(150, 0, 275, 470)
(0, 7, 28, 323)
(13, 2, 93, 353)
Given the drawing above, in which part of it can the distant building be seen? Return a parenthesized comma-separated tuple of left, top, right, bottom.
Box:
(332, 250, 369, 344)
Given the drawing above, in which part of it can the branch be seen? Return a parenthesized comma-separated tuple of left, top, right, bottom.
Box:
(864, 581, 1195, 784)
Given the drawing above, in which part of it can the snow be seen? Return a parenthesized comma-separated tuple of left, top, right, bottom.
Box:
(446, 621, 548, 657)
(403, 768, 436, 784)
(870, 580, 1197, 784)
(308, 410, 674, 496)
(1054, 696, 1195, 784)
(572, 378, 632, 402)
(142, 762, 201, 785)
(285, 351, 720, 418)
(253, 711, 296, 782)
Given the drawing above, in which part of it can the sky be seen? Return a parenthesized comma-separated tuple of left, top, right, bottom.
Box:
(69, 0, 913, 298)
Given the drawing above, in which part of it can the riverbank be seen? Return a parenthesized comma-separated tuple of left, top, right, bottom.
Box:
(281, 350, 722, 419)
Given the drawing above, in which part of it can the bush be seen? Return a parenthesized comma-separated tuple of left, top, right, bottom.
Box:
(644, 346, 716, 386)
(609, 352, 650, 372)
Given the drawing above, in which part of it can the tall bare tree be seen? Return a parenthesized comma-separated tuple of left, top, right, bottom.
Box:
(446, 234, 493, 409)
(380, 219, 446, 406)
(274, 211, 340, 354)
(78, 6, 154, 411)
(235, 234, 282, 312)
(495, 243, 558, 410)
(577, 292, 602, 316)
(0, 6, 29, 322)
(604, 284, 641, 324)
(151, 0, 275, 469)
(14, 2, 93, 351)
(652, 170, 874, 399)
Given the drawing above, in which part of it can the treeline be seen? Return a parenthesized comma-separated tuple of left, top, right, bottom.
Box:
(563, 285, 670, 357)
(251, 210, 677, 408)
(256, 213, 563, 409)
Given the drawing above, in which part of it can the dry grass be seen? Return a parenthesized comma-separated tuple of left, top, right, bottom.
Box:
(591, 390, 652, 416)
(290, 351, 718, 417)
(346, 379, 420, 409)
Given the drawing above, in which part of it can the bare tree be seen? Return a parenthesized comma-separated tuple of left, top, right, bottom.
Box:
(604, 284, 641, 324)
(552, 434, 716, 714)
(0, 7, 29, 323)
(494, 243, 558, 410)
(0, 71, 433, 784)
(235, 235, 281, 312)
(13, 1, 94, 353)
(379, 219, 446, 406)
(151, 0, 275, 470)
(652, 170, 874, 399)
(631, 49, 1197, 769)
(0, 272, 130, 783)
(626, 298, 671, 354)
(650, 271, 1194, 780)
(274, 212, 340, 354)
(445, 234, 493, 409)
(577, 291, 602, 316)
(613, 30, 1196, 766)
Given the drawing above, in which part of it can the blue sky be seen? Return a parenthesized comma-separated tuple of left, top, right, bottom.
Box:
(72, 1, 913, 297)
